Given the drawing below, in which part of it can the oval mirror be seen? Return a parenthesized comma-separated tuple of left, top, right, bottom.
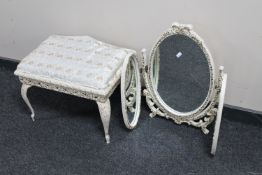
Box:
(121, 55, 141, 129)
(142, 23, 227, 155)
(148, 23, 215, 118)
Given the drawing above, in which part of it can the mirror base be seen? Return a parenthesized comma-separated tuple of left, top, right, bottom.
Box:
(143, 65, 227, 156)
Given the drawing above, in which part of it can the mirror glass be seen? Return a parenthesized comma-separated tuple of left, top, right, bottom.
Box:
(153, 34, 211, 113)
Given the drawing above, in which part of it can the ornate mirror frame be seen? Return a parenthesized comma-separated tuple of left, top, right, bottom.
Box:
(141, 23, 226, 138)
(121, 55, 141, 129)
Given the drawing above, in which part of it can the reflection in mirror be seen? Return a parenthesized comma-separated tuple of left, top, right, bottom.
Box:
(153, 48, 160, 88)
(154, 34, 210, 112)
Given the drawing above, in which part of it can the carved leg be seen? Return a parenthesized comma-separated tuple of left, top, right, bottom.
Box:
(21, 84, 35, 121)
(97, 99, 111, 144)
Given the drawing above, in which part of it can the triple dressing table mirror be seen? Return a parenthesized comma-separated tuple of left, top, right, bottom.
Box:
(141, 22, 227, 155)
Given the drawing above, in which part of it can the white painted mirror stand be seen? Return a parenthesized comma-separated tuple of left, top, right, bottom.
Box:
(141, 23, 227, 155)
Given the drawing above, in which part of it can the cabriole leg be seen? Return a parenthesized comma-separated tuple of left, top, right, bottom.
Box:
(97, 99, 111, 144)
(21, 84, 35, 121)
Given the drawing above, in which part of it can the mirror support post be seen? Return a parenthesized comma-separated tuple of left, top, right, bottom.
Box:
(211, 66, 227, 155)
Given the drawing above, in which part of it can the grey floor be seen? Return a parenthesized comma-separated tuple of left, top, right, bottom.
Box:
(0, 59, 262, 175)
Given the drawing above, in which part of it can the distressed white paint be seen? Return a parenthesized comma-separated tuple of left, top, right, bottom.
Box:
(0, 0, 262, 111)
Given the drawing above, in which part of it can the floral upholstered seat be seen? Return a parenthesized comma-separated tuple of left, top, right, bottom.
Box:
(15, 35, 135, 96)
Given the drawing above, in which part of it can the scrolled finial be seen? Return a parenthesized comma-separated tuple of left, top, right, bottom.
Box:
(141, 48, 147, 54)
(171, 22, 180, 28)
(219, 66, 224, 71)
(171, 22, 193, 31)
(140, 48, 147, 65)
(184, 24, 193, 30)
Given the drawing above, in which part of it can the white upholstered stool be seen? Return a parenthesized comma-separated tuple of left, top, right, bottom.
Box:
(14, 35, 136, 143)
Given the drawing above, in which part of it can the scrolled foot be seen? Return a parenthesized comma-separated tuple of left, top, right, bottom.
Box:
(202, 127, 209, 135)
(149, 112, 156, 118)
(97, 99, 111, 144)
(31, 113, 35, 122)
(105, 135, 110, 144)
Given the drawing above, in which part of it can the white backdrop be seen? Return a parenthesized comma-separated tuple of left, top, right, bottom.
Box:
(0, 0, 261, 111)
